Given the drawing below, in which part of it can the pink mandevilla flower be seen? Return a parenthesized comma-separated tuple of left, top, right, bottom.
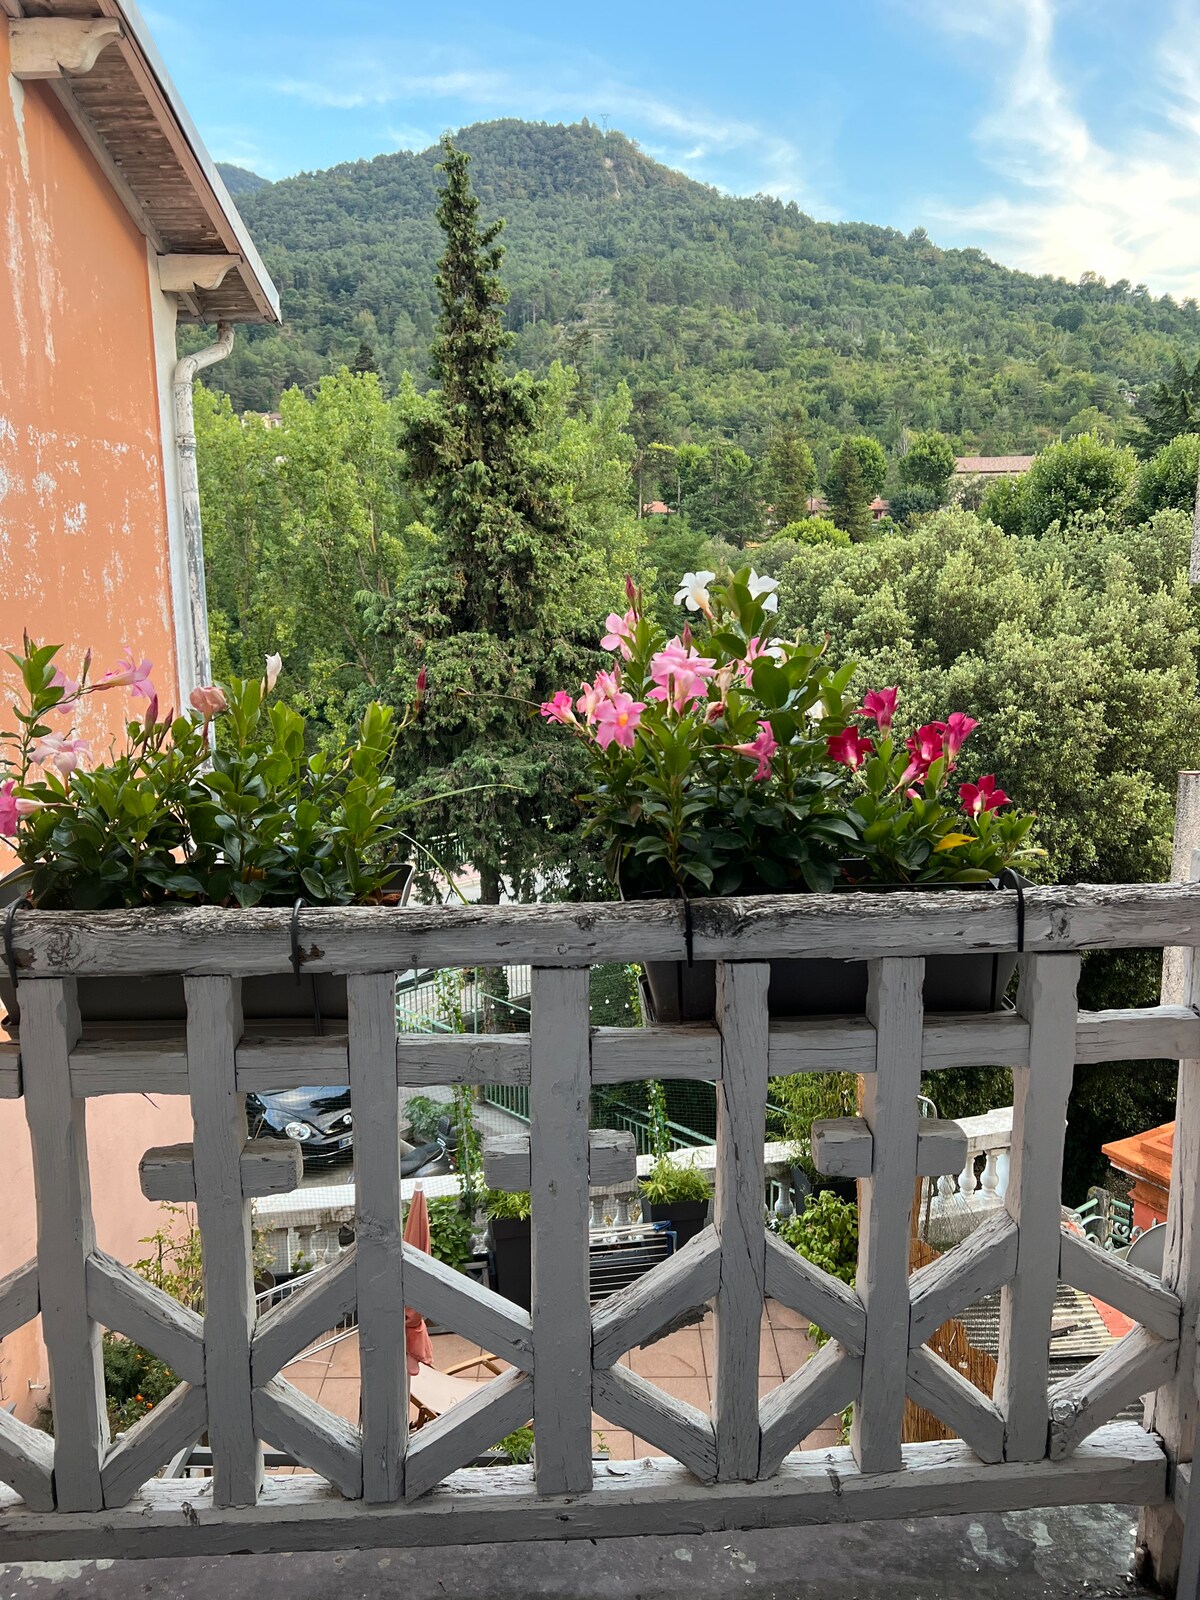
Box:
(960, 774, 1010, 817)
(50, 665, 80, 715)
(189, 685, 228, 719)
(900, 722, 946, 786)
(943, 712, 978, 763)
(31, 732, 89, 777)
(647, 640, 717, 714)
(97, 654, 155, 700)
(594, 693, 645, 751)
(576, 669, 620, 723)
(600, 610, 637, 659)
(539, 690, 576, 726)
(0, 781, 17, 836)
(734, 721, 778, 781)
(827, 727, 873, 771)
(857, 688, 899, 736)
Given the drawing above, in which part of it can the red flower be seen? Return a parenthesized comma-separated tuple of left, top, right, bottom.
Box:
(960, 774, 1009, 817)
(943, 712, 978, 764)
(857, 688, 898, 735)
(827, 727, 873, 771)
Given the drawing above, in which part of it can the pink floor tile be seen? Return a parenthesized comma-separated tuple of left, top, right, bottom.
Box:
(773, 1327, 818, 1376)
(628, 1329, 704, 1379)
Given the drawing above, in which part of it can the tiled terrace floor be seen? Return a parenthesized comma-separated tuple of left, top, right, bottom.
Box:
(284, 1297, 838, 1459)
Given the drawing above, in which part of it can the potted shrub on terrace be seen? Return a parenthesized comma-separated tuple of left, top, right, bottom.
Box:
(539, 570, 1040, 1020)
(638, 1079, 712, 1248)
(0, 639, 464, 1023)
(485, 1189, 532, 1310)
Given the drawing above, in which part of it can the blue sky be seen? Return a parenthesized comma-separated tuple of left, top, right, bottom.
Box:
(143, 0, 1200, 298)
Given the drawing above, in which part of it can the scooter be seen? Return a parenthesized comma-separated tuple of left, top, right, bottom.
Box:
(400, 1114, 458, 1178)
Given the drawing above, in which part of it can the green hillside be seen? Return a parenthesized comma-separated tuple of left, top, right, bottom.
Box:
(216, 162, 270, 196)
(219, 118, 1199, 459)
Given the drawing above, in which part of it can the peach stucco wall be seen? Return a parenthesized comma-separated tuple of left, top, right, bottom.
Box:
(0, 35, 193, 1420)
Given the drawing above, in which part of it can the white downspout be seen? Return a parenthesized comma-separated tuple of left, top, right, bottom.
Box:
(173, 322, 234, 691)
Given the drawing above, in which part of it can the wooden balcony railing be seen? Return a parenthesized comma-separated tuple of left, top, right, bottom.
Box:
(0, 883, 1198, 1563)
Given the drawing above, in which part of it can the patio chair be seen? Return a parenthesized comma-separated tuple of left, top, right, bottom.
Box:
(409, 1351, 506, 1429)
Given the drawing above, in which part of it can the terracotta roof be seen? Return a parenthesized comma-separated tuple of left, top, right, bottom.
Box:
(1103, 1121, 1174, 1191)
(3, 0, 279, 323)
(954, 455, 1035, 475)
(642, 500, 674, 515)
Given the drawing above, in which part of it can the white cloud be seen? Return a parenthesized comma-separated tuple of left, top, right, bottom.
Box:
(265, 46, 820, 207)
(919, 0, 1200, 298)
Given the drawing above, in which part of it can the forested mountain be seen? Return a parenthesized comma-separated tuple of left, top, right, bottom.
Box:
(216, 162, 270, 196)
(216, 118, 1200, 460)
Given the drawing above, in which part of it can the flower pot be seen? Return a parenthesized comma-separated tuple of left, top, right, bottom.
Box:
(643, 1198, 709, 1251)
(640, 947, 1015, 1023)
(0, 867, 412, 1026)
(487, 1216, 532, 1311)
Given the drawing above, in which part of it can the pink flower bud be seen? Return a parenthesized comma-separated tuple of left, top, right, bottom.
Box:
(189, 685, 228, 718)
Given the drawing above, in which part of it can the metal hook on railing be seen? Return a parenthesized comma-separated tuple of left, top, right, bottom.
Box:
(998, 867, 1027, 954)
(3, 895, 26, 1018)
(290, 897, 306, 987)
(678, 891, 695, 970)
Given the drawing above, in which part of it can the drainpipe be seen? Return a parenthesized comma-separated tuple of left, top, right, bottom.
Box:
(173, 322, 234, 693)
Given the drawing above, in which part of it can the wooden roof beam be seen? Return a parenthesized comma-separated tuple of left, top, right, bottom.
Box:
(8, 18, 123, 80)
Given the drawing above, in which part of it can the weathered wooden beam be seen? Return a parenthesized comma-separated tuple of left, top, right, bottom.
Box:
(347, 973, 406, 1503)
(767, 1015, 877, 1074)
(186, 977, 262, 1508)
(396, 1033, 528, 1087)
(529, 967, 593, 1495)
(7, 18, 122, 79)
(908, 1210, 1018, 1347)
(592, 1363, 716, 1483)
(996, 954, 1081, 1462)
(1059, 1229, 1181, 1343)
(591, 1226, 721, 1367)
(101, 1383, 208, 1509)
(20, 978, 107, 1510)
(758, 1339, 861, 1477)
(9, 883, 1200, 981)
(86, 1252, 204, 1388)
(250, 1251, 359, 1385)
(0, 1423, 1162, 1560)
(0, 1035, 20, 1098)
(0, 1407, 54, 1513)
(810, 1116, 872, 1179)
(920, 1011, 1029, 1070)
(405, 1370, 533, 1501)
(592, 1023, 722, 1083)
(1048, 1326, 1178, 1459)
(482, 1129, 636, 1192)
(252, 1378, 362, 1500)
(905, 1345, 1005, 1464)
(157, 254, 240, 294)
(1074, 1005, 1200, 1064)
(713, 961, 769, 1482)
(763, 1230, 865, 1355)
(138, 1140, 302, 1203)
(915, 1119, 969, 1179)
(852, 958, 924, 1475)
(0, 1259, 38, 1343)
(402, 1245, 534, 1374)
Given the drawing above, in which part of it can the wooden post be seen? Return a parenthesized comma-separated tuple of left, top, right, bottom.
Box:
(995, 953, 1081, 1461)
(20, 978, 106, 1510)
(529, 966, 592, 1495)
(348, 972, 404, 1502)
(1139, 781, 1200, 1593)
(852, 957, 924, 1474)
(713, 960, 769, 1482)
(186, 976, 262, 1507)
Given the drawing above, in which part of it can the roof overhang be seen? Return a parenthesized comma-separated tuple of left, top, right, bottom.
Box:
(3, 0, 280, 324)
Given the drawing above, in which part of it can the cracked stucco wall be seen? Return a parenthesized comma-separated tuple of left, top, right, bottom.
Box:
(0, 28, 193, 1421)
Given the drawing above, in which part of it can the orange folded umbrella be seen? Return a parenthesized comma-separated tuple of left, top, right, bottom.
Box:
(403, 1184, 435, 1377)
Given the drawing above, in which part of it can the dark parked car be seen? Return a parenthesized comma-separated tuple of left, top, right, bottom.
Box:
(247, 1086, 354, 1167)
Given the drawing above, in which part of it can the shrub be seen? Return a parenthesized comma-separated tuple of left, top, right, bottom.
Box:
(775, 516, 849, 548)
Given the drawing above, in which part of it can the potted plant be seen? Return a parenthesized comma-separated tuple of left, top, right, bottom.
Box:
(539, 570, 1041, 1020)
(0, 639, 471, 1023)
(638, 1079, 712, 1248)
(485, 1189, 532, 1311)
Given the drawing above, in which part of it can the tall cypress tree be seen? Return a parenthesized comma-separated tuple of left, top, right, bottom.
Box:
(385, 139, 605, 903)
(826, 441, 873, 543)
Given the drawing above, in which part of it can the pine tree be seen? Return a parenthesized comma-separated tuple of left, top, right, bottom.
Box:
(826, 441, 873, 542)
(384, 139, 607, 903)
(762, 429, 816, 527)
(351, 340, 380, 377)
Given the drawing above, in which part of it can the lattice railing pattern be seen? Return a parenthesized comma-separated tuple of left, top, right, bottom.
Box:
(0, 883, 1195, 1557)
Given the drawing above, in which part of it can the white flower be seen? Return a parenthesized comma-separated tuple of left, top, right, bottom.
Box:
(264, 652, 283, 692)
(748, 570, 780, 613)
(674, 570, 716, 612)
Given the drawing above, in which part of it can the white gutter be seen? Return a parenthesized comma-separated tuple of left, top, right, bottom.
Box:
(172, 323, 233, 692)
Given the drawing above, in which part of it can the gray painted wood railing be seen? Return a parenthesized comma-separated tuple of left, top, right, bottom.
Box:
(0, 883, 1195, 1561)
